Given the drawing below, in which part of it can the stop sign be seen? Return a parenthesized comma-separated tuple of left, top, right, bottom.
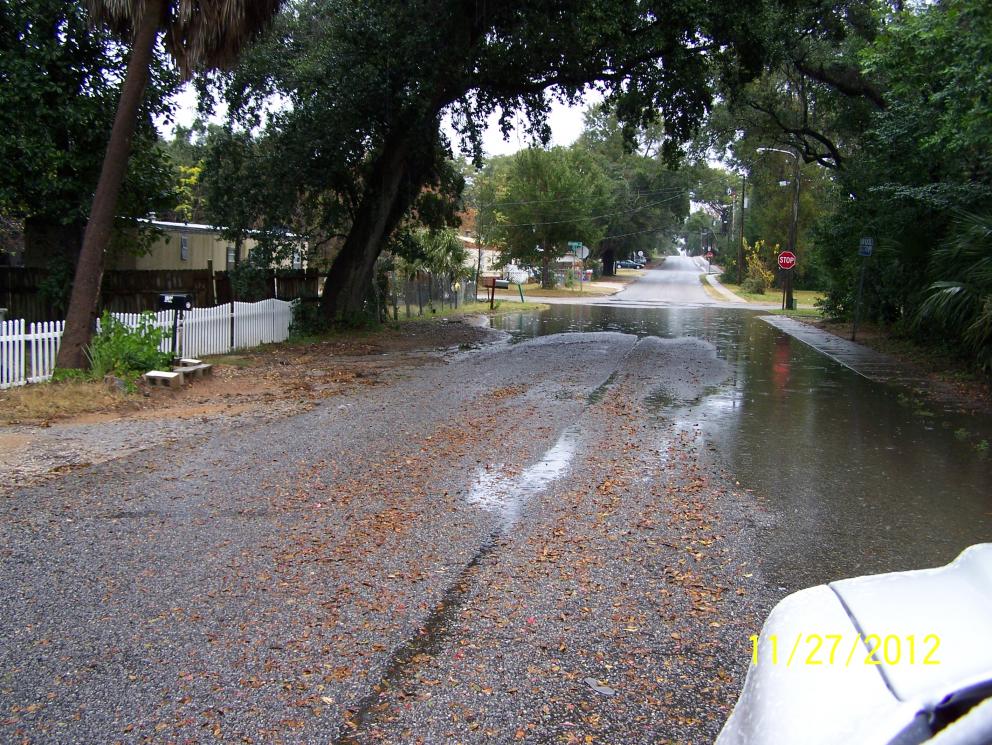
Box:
(778, 250, 797, 270)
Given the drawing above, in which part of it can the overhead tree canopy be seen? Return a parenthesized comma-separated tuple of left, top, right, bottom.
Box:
(210, 0, 795, 320)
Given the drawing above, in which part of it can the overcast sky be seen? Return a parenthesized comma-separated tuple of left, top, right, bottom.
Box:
(158, 83, 600, 158)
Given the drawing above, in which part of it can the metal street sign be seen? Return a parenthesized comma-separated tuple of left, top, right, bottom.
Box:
(853, 238, 874, 340)
(705, 251, 714, 259)
(568, 241, 589, 259)
(777, 250, 797, 270)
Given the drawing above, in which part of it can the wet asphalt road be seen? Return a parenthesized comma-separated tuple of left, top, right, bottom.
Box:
(609, 256, 715, 306)
(3, 265, 990, 744)
(0, 324, 774, 744)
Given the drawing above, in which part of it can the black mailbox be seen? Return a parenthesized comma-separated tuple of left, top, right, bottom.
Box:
(158, 293, 194, 311)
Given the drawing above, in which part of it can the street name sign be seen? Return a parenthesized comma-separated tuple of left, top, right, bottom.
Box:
(859, 237, 874, 257)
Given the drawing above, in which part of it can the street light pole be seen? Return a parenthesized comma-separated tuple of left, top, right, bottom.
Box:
(756, 147, 800, 311)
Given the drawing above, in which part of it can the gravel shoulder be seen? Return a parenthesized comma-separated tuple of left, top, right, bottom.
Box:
(0, 320, 778, 744)
(0, 318, 498, 496)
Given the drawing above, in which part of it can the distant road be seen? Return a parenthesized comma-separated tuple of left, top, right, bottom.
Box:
(609, 255, 716, 305)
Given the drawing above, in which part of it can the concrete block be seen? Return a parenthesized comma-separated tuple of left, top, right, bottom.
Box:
(144, 370, 184, 388)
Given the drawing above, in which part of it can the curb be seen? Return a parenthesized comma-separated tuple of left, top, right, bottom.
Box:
(701, 273, 749, 304)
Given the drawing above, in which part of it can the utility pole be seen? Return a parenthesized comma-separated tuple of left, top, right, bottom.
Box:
(785, 155, 800, 311)
(738, 172, 746, 285)
(756, 147, 800, 310)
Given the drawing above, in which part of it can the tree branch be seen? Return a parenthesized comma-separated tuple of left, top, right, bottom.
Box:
(793, 58, 886, 110)
(747, 100, 845, 169)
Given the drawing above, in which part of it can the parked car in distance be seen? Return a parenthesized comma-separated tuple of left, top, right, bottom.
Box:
(616, 259, 643, 269)
(717, 543, 992, 745)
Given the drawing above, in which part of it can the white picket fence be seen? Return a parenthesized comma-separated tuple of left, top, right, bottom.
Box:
(0, 298, 294, 389)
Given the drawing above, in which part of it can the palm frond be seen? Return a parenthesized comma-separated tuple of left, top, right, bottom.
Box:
(87, 0, 282, 78)
(167, 0, 283, 77)
(915, 210, 992, 367)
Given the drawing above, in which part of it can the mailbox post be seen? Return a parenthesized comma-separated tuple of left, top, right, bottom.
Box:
(158, 293, 194, 360)
(481, 276, 497, 310)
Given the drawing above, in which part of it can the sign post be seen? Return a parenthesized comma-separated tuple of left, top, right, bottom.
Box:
(852, 237, 874, 341)
(777, 251, 797, 310)
(569, 242, 589, 292)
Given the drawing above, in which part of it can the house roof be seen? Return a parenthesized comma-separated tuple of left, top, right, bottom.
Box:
(141, 218, 300, 240)
(146, 219, 221, 234)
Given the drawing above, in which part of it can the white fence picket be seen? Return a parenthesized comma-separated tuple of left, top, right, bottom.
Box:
(28, 321, 63, 383)
(0, 299, 295, 388)
(1, 319, 26, 388)
(182, 303, 232, 358)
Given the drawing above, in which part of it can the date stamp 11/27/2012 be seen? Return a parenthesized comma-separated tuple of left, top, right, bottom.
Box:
(749, 633, 941, 668)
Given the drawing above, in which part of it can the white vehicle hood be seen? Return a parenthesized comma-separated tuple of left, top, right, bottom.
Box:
(717, 544, 992, 745)
(832, 543, 992, 706)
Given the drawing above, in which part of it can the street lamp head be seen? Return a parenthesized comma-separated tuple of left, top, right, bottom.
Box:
(757, 146, 798, 159)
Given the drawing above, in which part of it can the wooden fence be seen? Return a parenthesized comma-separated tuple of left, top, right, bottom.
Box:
(0, 299, 294, 389)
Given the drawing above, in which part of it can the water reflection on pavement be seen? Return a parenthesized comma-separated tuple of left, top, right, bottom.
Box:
(496, 304, 992, 589)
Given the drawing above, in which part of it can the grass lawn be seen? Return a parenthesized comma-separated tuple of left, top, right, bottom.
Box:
(765, 307, 824, 318)
(719, 282, 824, 309)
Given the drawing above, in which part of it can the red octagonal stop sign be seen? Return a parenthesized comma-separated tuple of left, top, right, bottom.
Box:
(777, 250, 797, 270)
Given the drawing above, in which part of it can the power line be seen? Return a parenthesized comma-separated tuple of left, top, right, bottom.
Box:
(476, 186, 685, 208)
(599, 225, 672, 242)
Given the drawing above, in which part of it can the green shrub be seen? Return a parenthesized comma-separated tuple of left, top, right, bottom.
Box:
(50, 367, 91, 383)
(229, 258, 272, 301)
(743, 239, 776, 294)
(86, 312, 171, 380)
(742, 276, 768, 294)
(290, 298, 331, 338)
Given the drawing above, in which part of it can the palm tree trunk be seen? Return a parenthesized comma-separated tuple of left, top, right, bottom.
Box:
(56, 0, 163, 369)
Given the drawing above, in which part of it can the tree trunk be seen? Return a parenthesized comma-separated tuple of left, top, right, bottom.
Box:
(601, 246, 616, 276)
(55, 0, 163, 369)
(541, 250, 552, 289)
(319, 124, 435, 322)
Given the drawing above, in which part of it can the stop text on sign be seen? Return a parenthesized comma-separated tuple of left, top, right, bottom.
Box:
(778, 251, 797, 270)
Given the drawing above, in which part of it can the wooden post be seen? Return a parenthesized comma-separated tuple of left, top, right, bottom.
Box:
(206, 260, 216, 306)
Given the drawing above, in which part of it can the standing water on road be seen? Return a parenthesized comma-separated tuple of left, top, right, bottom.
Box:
(496, 304, 992, 589)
